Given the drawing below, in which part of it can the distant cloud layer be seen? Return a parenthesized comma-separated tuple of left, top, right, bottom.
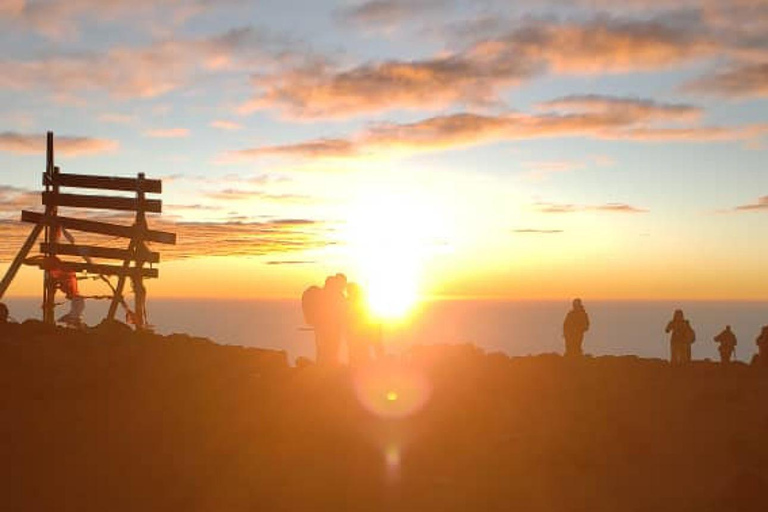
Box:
(0, 27, 284, 101)
(241, 16, 714, 119)
(0, 132, 118, 155)
(534, 202, 649, 214)
(226, 95, 764, 161)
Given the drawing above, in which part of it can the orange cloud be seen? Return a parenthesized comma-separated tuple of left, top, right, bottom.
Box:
(0, 27, 274, 100)
(0, 0, 220, 39)
(0, 132, 118, 156)
(226, 96, 763, 161)
(534, 202, 649, 214)
(210, 120, 243, 131)
(733, 196, 768, 212)
(339, 0, 450, 28)
(0, 216, 332, 262)
(686, 62, 768, 98)
(241, 17, 713, 119)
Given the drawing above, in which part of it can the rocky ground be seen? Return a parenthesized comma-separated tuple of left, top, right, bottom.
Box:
(1, 320, 767, 512)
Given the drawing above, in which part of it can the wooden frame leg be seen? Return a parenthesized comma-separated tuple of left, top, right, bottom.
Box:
(106, 239, 136, 321)
(0, 224, 44, 300)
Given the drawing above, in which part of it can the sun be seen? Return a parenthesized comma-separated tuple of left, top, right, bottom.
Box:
(344, 190, 450, 321)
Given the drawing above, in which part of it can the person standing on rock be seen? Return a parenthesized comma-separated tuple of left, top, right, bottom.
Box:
(714, 325, 737, 365)
(301, 273, 348, 366)
(563, 298, 590, 358)
(666, 310, 689, 366)
(755, 326, 768, 368)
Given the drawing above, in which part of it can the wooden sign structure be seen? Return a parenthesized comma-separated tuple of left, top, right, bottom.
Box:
(0, 132, 176, 329)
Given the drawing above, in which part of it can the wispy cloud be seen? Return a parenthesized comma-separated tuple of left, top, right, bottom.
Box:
(685, 62, 768, 99)
(513, 228, 565, 234)
(0, 132, 118, 156)
(0, 27, 283, 100)
(733, 196, 768, 212)
(210, 120, 243, 131)
(0, 0, 224, 40)
(534, 202, 649, 214)
(203, 188, 313, 203)
(241, 16, 713, 119)
(226, 95, 764, 162)
(338, 0, 451, 29)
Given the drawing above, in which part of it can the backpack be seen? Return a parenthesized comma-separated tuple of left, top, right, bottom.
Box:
(301, 286, 323, 326)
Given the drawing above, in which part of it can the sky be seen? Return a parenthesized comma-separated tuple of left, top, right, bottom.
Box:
(1, 0, 767, 302)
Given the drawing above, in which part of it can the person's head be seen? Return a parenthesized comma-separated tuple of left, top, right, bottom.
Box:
(673, 309, 684, 321)
(726, 325, 732, 331)
(572, 298, 583, 309)
(0, 302, 8, 324)
(325, 273, 347, 295)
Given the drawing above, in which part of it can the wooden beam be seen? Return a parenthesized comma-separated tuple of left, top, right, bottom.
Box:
(22, 210, 177, 245)
(42, 192, 162, 213)
(46, 173, 162, 194)
(40, 243, 160, 264)
(23, 259, 158, 279)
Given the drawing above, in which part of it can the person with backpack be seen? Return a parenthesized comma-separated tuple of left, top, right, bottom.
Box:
(666, 310, 690, 366)
(714, 325, 737, 365)
(301, 273, 347, 366)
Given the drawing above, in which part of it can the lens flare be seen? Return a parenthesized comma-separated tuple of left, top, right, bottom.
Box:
(353, 361, 432, 419)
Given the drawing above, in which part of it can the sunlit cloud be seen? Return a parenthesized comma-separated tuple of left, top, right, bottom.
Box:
(0, 27, 284, 100)
(203, 188, 313, 203)
(0, 0, 225, 40)
(339, 0, 450, 29)
(242, 16, 713, 119)
(0, 131, 118, 156)
(210, 120, 244, 131)
(513, 228, 565, 234)
(685, 62, 768, 98)
(0, 216, 333, 261)
(733, 196, 768, 212)
(226, 95, 763, 162)
(534, 202, 649, 214)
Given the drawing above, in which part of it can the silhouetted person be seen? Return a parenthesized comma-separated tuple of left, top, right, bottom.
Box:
(301, 273, 348, 366)
(756, 326, 768, 368)
(666, 310, 690, 366)
(0, 302, 8, 324)
(345, 282, 383, 366)
(683, 319, 696, 363)
(714, 325, 737, 365)
(563, 298, 589, 358)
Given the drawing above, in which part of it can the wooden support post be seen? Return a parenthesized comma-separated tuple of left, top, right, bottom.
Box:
(0, 224, 44, 300)
(132, 173, 148, 330)
(42, 133, 58, 325)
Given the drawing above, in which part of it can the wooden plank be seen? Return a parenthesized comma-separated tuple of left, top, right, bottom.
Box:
(46, 173, 162, 194)
(21, 210, 177, 245)
(23, 259, 158, 279)
(40, 243, 160, 264)
(42, 192, 162, 213)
